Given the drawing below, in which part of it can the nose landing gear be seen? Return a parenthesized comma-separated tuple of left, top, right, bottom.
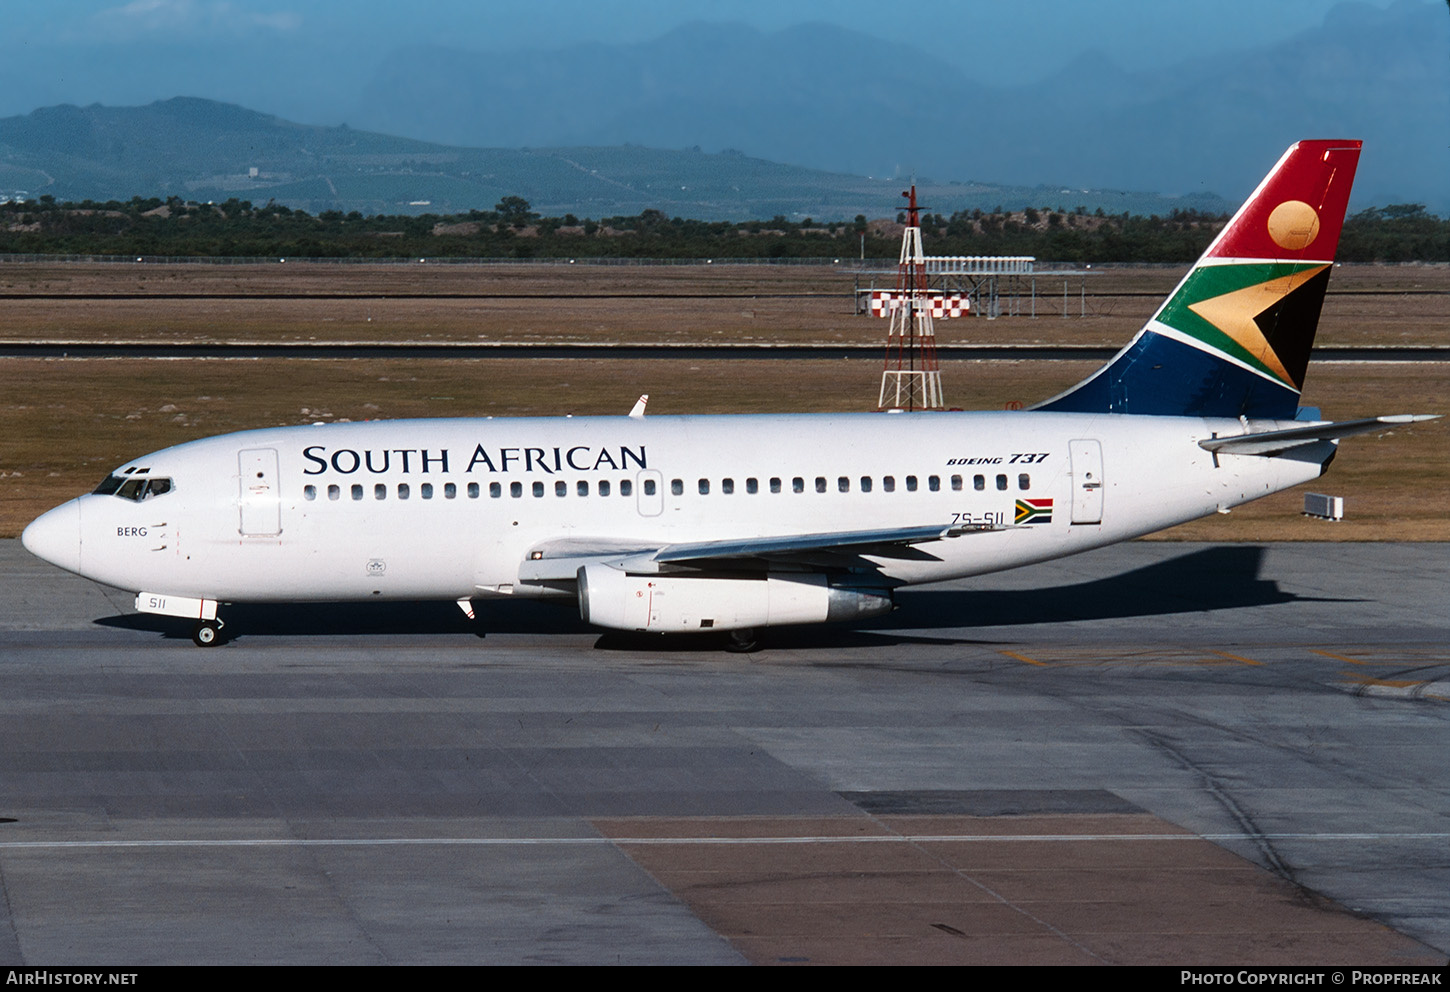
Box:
(135, 593, 224, 647)
(191, 618, 225, 647)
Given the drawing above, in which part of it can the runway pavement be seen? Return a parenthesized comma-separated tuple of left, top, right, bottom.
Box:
(0, 538, 1447, 965)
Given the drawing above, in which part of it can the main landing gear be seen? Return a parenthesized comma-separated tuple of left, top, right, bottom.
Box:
(725, 628, 760, 653)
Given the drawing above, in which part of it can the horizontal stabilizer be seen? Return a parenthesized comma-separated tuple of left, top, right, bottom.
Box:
(1199, 415, 1439, 456)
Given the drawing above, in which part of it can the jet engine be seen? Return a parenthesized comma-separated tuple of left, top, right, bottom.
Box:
(576, 563, 893, 633)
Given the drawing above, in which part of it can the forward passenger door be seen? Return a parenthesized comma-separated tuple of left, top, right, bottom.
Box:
(238, 448, 282, 536)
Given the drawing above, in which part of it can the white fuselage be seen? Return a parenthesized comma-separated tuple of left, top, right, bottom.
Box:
(29, 410, 1329, 606)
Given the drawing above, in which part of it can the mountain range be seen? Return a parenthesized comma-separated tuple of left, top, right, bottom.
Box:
(346, 2, 1446, 212)
(0, 99, 1231, 221)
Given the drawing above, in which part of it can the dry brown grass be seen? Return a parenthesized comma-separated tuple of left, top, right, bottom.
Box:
(1, 261, 1446, 347)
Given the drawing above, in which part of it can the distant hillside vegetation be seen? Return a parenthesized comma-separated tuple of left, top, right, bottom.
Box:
(0, 98, 1231, 222)
(2, 193, 1443, 262)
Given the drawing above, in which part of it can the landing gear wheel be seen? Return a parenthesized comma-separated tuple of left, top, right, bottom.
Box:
(192, 619, 222, 647)
(724, 628, 760, 653)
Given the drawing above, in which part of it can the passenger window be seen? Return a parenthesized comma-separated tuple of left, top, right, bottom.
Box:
(906, 476, 918, 492)
(746, 478, 758, 494)
(698, 479, 710, 495)
(671, 479, 683, 495)
(721, 478, 734, 495)
(577, 481, 589, 497)
(468, 482, 479, 498)
(860, 476, 872, 492)
(599, 480, 611, 497)
(398, 483, 410, 500)
(328, 484, 340, 501)
(928, 475, 940, 492)
(815, 477, 826, 493)
(792, 477, 804, 493)
(974, 475, 985, 491)
(838, 476, 849, 493)
(951, 475, 962, 491)
(643, 479, 656, 496)
(620, 479, 632, 497)
(510, 482, 522, 498)
(996, 474, 1008, 491)
(304, 485, 317, 501)
(421, 483, 433, 499)
(351, 484, 363, 500)
(489, 482, 501, 498)
(555, 481, 567, 497)
(444, 483, 457, 499)
(1019, 474, 1031, 490)
(374, 483, 386, 500)
(533, 482, 545, 497)
(883, 476, 895, 493)
(770, 477, 782, 493)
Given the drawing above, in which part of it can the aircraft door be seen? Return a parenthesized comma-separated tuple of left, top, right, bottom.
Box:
(636, 470, 664, 517)
(238, 448, 282, 536)
(1069, 439, 1104, 525)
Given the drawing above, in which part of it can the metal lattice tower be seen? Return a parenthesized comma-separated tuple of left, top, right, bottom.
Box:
(878, 186, 944, 411)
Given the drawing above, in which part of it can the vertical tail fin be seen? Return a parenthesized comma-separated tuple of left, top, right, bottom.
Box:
(1036, 140, 1362, 418)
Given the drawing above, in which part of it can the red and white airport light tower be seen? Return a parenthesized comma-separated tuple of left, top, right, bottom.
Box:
(875, 185, 956, 410)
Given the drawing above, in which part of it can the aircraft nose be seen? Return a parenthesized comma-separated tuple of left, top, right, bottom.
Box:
(21, 500, 83, 574)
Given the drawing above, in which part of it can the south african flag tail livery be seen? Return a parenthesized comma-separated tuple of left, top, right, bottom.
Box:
(1040, 140, 1360, 419)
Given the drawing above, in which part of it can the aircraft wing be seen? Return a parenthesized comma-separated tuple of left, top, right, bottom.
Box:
(1199, 415, 1439, 457)
(517, 522, 1000, 584)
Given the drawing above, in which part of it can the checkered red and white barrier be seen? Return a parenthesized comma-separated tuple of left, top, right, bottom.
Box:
(869, 292, 970, 317)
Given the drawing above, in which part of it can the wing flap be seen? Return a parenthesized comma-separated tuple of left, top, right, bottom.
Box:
(517, 522, 1001, 583)
(653, 523, 988, 564)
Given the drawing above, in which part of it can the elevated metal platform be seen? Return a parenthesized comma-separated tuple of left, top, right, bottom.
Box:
(856, 254, 1092, 319)
(922, 255, 1035, 275)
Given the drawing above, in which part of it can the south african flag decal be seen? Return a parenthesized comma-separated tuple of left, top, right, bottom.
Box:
(1015, 498, 1054, 525)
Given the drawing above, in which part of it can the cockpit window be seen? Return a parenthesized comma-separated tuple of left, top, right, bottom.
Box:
(92, 474, 174, 502)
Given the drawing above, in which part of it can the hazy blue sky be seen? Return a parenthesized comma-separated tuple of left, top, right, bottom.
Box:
(5, 0, 1442, 208)
(11, 0, 1411, 93)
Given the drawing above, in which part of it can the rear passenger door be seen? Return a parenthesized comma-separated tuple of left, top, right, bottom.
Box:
(1068, 439, 1104, 525)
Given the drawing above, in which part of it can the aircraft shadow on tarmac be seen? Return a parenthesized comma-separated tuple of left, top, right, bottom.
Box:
(94, 545, 1356, 649)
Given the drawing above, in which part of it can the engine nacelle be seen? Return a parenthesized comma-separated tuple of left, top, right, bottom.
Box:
(576, 564, 893, 633)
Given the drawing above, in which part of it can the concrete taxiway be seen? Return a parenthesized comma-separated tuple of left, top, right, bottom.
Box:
(0, 539, 1447, 965)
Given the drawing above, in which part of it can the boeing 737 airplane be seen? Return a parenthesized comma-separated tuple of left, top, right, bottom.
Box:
(20, 140, 1436, 647)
